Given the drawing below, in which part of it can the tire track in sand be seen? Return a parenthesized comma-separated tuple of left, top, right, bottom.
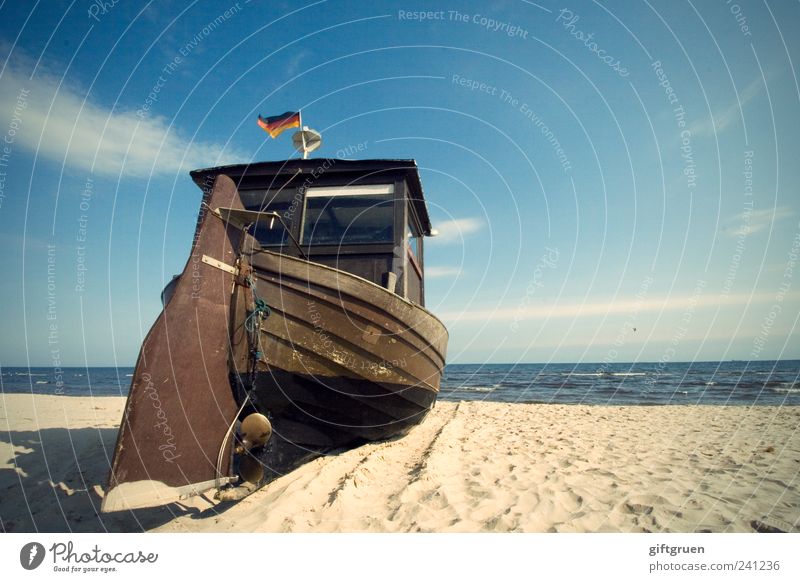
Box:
(300, 401, 462, 531)
(168, 402, 461, 532)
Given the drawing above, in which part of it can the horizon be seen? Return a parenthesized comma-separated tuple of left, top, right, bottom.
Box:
(4, 358, 799, 369)
(1, 1, 799, 367)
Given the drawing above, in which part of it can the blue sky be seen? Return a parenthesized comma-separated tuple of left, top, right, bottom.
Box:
(1, 0, 798, 366)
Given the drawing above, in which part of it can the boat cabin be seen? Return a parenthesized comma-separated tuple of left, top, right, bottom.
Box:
(190, 159, 434, 305)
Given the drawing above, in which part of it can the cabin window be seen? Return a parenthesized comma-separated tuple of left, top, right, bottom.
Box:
(239, 189, 296, 246)
(407, 212, 420, 258)
(302, 184, 394, 245)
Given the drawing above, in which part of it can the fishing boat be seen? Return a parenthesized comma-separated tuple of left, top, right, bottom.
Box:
(102, 158, 448, 511)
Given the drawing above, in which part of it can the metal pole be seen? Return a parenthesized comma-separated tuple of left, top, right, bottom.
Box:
(299, 110, 307, 159)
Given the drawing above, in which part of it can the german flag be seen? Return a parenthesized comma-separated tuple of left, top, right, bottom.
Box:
(257, 111, 301, 138)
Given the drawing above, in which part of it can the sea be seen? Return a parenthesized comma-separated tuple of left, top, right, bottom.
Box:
(1, 360, 798, 406)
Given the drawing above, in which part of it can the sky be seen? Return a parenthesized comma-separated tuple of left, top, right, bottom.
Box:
(0, 0, 798, 366)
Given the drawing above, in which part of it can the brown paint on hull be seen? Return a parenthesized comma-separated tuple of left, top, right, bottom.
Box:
(243, 250, 448, 447)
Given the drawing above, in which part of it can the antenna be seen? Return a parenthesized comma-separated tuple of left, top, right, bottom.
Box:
(292, 128, 322, 159)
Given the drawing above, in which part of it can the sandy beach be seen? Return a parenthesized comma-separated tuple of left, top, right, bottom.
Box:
(1, 394, 798, 533)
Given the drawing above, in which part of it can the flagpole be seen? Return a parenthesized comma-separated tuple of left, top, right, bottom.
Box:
(299, 110, 308, 159)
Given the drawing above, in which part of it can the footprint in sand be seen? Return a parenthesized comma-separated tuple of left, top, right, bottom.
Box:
(625, 503, 654, 515)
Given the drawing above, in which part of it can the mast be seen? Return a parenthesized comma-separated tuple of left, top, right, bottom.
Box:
(299, 110, 308, 159)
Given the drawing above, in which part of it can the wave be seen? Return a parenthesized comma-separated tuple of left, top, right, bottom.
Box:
(679, 380, 730, 388)
(565, 372, 648, 377)
(447, 386, 496, 393)
(492, 381, 531, 388)
(733, 380, 799, 391)
(770, 383, 800, 394)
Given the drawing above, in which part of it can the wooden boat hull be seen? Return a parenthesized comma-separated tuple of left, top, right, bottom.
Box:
(240, 250, 448, 449)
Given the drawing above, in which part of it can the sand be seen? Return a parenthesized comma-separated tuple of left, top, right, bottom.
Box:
(1, 394, 798, 533)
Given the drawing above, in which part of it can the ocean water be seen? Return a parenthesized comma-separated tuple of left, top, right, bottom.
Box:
(1, 361, 798, 406)
(440, 361, 800, 406)
(0, 367, 133, 397)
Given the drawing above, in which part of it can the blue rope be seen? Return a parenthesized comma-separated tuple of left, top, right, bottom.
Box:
(245, 294, 271, 333)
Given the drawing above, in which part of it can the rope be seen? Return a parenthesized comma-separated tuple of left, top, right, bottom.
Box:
(216, 269, 271, 492)
(245, 297, 271, 332)
(244, 275, 271, 365)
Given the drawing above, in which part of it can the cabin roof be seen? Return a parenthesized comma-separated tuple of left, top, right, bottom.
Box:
(190, 158, 433, 235)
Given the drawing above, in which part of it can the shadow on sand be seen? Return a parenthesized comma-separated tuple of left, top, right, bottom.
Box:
(0, 427, 227, 532)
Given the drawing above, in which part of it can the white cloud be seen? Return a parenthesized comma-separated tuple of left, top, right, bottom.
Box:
(689, 76, 763, 137)
(285, 50, 311, 76)
(425, 266, 462, 278)
(438, 291, 800, 323)
(0, 61, 247, 178)
(430, 217, 484, 244)
(722, 206, 794, 237)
